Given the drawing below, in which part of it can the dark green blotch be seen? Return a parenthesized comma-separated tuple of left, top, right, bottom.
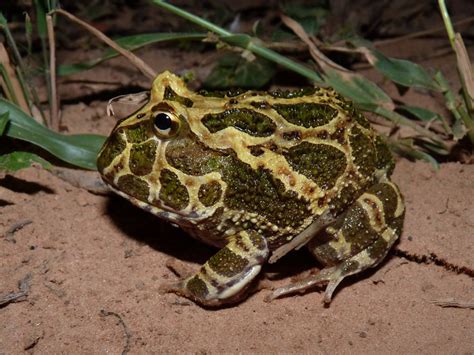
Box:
(197, 88, 247, 98)
(342, 203, 379, 255)
(202, 108, 276, 137)
(284, 142, 347, 190)
(159, 169, 189, 210)
(207, 246, 248, 277)
(166, 135, 227, 176)
(116, 174, 150, 202)
(269, 87, 318, 99)
(273, 103, 337, 128)
(124, 122, 152, 144)
(164, 86, 193, 107)
(222, 158, 311, 228)
(97, 131, 126, 171)
(349, 127, 376, 177)
(198, 181, 222, 207)
(367, 183, 398, 219)
(129, 140, 157, 176)
(374, 135, 395, 175)
(186, 276, 209, 299)
(367, 234, 389, 260)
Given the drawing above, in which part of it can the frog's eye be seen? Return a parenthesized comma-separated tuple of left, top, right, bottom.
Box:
(152, 112, 180, 138)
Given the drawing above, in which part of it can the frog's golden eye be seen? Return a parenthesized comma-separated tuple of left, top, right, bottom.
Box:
(152, 112, 180, 138)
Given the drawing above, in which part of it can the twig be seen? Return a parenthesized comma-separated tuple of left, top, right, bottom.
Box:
(100, 310, 131, 355)
(0, 273, 32, 307)
(431, 299, 474, 309)
(4, 219, 33, 243)
(374, 15, 474, 47)
(280, 14, 350, 74)
(46, 14, 59, 131)
(51, 9, 156, 80)
(0, 43, 30, 113)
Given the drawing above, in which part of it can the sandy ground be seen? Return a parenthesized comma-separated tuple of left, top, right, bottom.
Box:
(1, 11, 474, 353)
(1, 157, 473, 353)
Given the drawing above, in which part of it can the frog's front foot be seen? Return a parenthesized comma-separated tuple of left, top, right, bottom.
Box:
(160, 231, 269, 307)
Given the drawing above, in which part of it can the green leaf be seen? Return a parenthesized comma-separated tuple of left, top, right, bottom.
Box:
(389, 139, 440, 170)
(323, 69, 393, 109)
(204, 53, 276, 89)
(0, 12, 6, 27)
(34, 0, 48, 40)
(0, 99, 106, 170)
(25, 13, 33, 56)
(0, 151, 52, 172)
(371, 50, 441, 91)
(58, 33, 206, 76)
(398, 105, 443, 121)
(0, 111, 9, 135)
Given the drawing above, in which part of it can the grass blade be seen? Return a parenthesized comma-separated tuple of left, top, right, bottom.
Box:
(0, 99, 106, 170)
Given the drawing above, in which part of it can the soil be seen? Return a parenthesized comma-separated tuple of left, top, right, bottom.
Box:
(1, 2, 474, 354)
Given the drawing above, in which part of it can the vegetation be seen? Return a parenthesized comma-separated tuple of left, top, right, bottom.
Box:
(0, 0, 472, 173)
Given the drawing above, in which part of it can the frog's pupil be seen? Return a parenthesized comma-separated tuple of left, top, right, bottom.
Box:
(154, 113, 172, 130)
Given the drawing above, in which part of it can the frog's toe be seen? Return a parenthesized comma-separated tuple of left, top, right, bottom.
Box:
(264, 266, 338, 303)
(158, 279, 187, 296)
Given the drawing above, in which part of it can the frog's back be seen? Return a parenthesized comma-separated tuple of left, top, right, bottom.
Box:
(148, 72, 395, 253)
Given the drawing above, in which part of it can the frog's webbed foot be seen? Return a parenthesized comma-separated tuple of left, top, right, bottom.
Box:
(265, 255, 369, 304)
(266, 181, 405, 304)
(160, 230, 269, 307)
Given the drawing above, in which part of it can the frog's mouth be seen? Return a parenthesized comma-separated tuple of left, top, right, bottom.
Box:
(102, 178, 205, 227)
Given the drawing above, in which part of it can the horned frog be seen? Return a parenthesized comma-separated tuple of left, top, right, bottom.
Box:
(97, 71, 404, 306)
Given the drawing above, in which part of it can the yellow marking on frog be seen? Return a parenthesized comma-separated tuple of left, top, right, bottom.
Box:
(385, 181, 405, 218)
(328, 231, 352, 259)
(358, 192, 386, 232)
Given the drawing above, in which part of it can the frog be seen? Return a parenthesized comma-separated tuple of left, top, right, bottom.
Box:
(97, 71, 405, 306)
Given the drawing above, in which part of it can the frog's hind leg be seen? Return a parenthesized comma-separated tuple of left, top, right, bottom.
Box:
(266, 181, 404, 304)
(160, 230, 269, 306)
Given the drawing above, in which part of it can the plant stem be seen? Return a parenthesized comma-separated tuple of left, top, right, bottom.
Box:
(438, 0, 456, 46)
(46, 14, 59, 131)
(0, 13, 47, 122)
(438, 0, 474, 144)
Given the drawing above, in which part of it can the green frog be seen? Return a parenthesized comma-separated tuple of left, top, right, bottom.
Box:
(97, 71, 404, 306)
